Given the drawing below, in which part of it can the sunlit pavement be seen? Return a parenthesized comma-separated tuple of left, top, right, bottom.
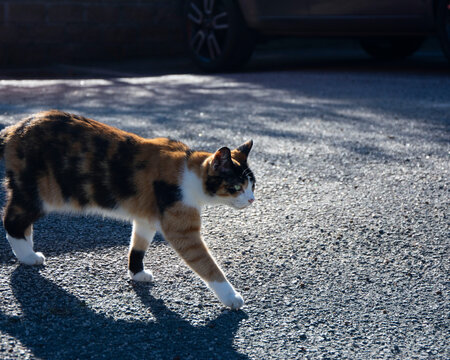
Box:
(0, 40, 448, 359)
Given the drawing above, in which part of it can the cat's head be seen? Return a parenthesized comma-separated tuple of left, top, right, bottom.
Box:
(205, 140, 255, 209)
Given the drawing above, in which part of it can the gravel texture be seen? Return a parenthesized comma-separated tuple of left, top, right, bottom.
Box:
(0, 55, 448, 359)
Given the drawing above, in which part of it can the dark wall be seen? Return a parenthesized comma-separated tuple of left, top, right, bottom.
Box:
(0, 0, 185, 66)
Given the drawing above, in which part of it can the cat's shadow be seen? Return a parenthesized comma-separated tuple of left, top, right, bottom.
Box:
(0, 266, 249, 359)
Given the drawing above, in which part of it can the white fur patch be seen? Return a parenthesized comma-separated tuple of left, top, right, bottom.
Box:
(6, 234, 45, 265)
(180, 165, 210, 209)
(207, 280, 244, 309)
(42, 201, 131, 221)
(233, 179, 255, 209)
(129, 269, 154, 282)
(244, 179, 255, 200)
(133, 219, 157, 241)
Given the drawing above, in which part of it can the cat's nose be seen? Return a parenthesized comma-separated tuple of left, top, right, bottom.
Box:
(248, 198, 254, 204)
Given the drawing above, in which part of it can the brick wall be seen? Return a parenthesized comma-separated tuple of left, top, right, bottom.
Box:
(0, 0, 185, 66)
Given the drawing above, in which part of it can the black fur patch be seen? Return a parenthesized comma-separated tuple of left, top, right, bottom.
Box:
(65, 155, 89, 206)
(135, 161, 147, 170)
(92, 135, 109, 158)
(48, 115, 72, 136)
(43, 136, 90, 206)
(205, 175, 223, 195)
(4, 214, 34, 239)
(237, 163, 255, 184)
(16, 147, 24, 159)
(128, 249, 145, 274)
(91, 136, 117, 208)
(109, 137, 137, 198)
(153, 181, 181, 214)
(4, 171, 42, 239)
(185, 149, 195, 159)
(17, 155, 43, 213)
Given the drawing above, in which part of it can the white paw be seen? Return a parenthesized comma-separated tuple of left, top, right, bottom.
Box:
(223, 291, 244, 310)
(20, 252, 46, 266)
(208, 281, 245, 309)
(130, 269, 154, 282)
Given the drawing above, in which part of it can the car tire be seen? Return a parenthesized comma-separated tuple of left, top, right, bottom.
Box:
(184, 0, 255, 72)
(360, 37, 424, 60)
(436, 0, 450, 63)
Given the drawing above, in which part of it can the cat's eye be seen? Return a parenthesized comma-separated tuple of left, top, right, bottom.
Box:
(234, 185, 242, 191)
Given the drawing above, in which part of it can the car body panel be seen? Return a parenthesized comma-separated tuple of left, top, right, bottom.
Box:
(307, 0, 425, 16)
(237, 0, 437, 35)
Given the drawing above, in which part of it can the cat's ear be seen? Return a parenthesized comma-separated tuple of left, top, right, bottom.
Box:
(212, 147, 233, 173)
(232, 140, 253, 163)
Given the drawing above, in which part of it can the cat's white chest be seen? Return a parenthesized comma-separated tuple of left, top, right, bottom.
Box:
(179, 166, 207, 211)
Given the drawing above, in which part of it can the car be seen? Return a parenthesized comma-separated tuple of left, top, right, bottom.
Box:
(183, 0, 450, 71)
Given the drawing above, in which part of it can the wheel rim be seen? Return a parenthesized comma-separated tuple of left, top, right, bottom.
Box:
(187, 0, 229, 63)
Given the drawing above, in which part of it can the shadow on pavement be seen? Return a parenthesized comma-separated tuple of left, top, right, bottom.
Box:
(0, 38, 448, 79)
(0, 266, 248, 359)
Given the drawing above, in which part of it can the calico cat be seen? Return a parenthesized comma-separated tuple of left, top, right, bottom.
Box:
(0, 110, 255, 309)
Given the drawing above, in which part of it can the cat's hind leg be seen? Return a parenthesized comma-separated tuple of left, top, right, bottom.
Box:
(4, 208, 45, 265)
(128, 219, 156, 282)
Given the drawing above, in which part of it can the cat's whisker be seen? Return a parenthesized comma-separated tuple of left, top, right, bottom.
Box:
(242, 168, 251, 177)
(242, 168, 254, 182)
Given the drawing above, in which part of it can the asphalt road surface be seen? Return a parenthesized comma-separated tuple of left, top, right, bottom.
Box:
(0, 42, 449, 359)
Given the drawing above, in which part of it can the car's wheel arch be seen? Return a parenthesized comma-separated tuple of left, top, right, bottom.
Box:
(183, 0, 256, 72)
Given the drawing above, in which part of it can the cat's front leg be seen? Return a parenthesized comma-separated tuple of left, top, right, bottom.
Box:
(128, 219, 156, 282)
(161, 205, 244, 309)
(4, 205, 45, 266)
